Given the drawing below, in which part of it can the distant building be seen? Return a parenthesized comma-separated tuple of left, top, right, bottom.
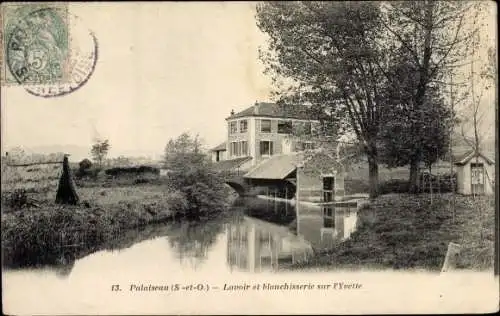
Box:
(210, 102, 321, 170)
(210, 142, 227, 162)
(454, 150, 495, 195)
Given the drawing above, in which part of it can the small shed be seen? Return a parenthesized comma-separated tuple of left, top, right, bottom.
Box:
(210, 142, 227, 162)
(454, 150, 495, 195)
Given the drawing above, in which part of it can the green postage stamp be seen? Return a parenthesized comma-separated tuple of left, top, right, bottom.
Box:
(1, 2, 70, 86)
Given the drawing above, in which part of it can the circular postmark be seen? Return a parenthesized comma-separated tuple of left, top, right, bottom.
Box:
(5, 6, 97, 97)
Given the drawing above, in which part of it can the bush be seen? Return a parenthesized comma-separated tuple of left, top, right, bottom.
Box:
(79, 158, 93, 171)
(162, 132, 230, 218)
(418, 172, 456, 193)
(105, 166, 160, 177)
(379, 179, 410, 194)
(165, 190, 189, 213)
(166, 167, 230, 218)
(2, 189, 29, 209)
(74, 166, 102, 180)
(344, 178, 371, 195)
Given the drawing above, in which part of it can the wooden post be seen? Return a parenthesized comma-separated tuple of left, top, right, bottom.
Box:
(441, 242, 462, 272)
(55, 155, 79, 205)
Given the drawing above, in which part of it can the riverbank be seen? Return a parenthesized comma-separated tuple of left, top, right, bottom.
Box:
(287, 193, 495, 271)
(1, 182, 237, 268)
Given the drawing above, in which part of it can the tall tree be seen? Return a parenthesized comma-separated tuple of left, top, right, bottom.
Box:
(256, 2, 390, 198)
(380, 1, 482, 192)
(90, 138, 110, 169)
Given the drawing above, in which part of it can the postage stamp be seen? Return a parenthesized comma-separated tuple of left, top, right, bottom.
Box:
(1, 2, 70, 86)
(1, 2, 97, 97)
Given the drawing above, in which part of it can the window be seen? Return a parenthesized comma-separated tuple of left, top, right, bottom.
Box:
(278, 120, 293, 134)
(471, 163, 484, 184)
(241, 141, 248, 156)
(239, 120, 248, 133)
(260, 119, 272, 133)
(230, 141, 248, 157)
(229, 121, 237, 134)
(471, 163, 485, 194)
(229, 142, 236, 156)
(260, 141, 274, 156)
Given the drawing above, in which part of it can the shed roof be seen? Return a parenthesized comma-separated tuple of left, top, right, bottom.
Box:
(227, 102, 314, 121)
(454, 150, 494, 165)
(244, 153, 302, 180)
(212, 156, 252, 172)
(210, 142, 227, 152)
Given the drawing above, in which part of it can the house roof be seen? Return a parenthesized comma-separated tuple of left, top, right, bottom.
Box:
(244, 153, 302, 180)
(212, 156, 252, 172)
(227, 102, 313, 121)
(210, 142, 227, 152)
(454, 150, 494, 165)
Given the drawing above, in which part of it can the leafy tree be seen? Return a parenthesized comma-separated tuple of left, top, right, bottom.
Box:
(379, 86, 452, 172)
(380, 1, 482, 192)
(257, 2, 482, 196)
(163, 133, 229, 218)
(256, 2, 390, 198)
(90, 139, 110, 169)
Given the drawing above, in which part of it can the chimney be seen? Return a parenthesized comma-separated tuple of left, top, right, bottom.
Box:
(230, 109, 235, 116)
(254, 101, 259, 115)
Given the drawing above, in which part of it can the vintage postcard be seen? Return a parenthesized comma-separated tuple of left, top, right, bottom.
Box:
(1, 1, 498, 315)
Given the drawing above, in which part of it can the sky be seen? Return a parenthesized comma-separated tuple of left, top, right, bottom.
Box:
(1, 2, 496, 161)
(1, 2, 273, 160)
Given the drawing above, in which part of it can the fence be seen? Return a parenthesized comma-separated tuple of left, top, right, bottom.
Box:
(2, 154, 79, 205)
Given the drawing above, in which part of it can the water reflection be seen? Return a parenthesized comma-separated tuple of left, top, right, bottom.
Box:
(167, 217, 226, 269)
(226, 216, 313, 272)
(3, 197, 359, 277)
(225, 197, 359, 272)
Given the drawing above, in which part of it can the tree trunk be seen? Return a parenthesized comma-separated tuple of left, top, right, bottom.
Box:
(368, 156, 379, 199)
(409, 158, 419, 193)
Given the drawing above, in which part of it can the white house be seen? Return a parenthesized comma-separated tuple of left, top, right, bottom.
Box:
(210, 102, 321, 171)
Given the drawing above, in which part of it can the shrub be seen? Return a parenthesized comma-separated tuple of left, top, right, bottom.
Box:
(166, 167, 229, 218)
(163, 133, 230, 218)
(344, 178, 371, 195)
(74, 166, 101, 180)
(165, 190, 189, 214)
(379, 179, 410, 194)
(105, 166, 160, 177)
(2, 189, 29, 209)
(79, 158, 93, 171)
(418, 172, 456, 193)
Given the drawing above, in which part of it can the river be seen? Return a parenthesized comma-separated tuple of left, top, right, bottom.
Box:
(2, 197, 359, 313)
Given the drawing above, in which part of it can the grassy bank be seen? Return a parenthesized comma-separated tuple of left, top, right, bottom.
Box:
(1, 179, 236, 268)
(289, 193, 495, 271)
(2, 184, 170, 267)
